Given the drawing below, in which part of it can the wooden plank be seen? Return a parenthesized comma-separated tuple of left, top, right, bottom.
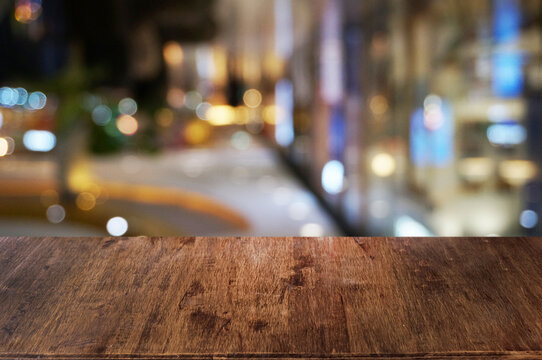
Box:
(0, 237, 541, 359)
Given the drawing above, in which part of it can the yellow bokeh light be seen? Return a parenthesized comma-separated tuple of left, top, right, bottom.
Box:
(116, 115, 139, 136)
(156, 108, 174, 127)
(184, 121, 211, 145)
(243, 89, 262, 108)
(371, 153, 396, 177)
(206, 105, 236, 126)
(499, 160, 538, 187)
(0, 138, 8, 157)
(163, 42, 183, 66)
(76, 192, 96, 211)
(67, 161, 94, 193)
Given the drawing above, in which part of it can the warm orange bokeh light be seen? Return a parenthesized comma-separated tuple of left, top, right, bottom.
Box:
(163, 42, 184, 66)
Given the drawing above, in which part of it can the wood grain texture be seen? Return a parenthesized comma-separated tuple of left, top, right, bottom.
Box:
(0, 237, 541, 359)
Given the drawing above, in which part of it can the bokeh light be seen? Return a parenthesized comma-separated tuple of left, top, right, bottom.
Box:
(184, 121, 211, 145)
(92, 105, 112, 126)
(118, 98, 138, 116)
(423, 94, 442, 109)
(23, 130, 56, 152)
(206, 105, 236, 126)
(116, 115, 139, 136)
(498, 160, 537, 187)
(423, 99, 445, 131)
(371, 153, 396, 177)
(27, 91, 47, 110)
(458, 157, 494, 184)
(487, 123, 526, 146)
(15, 88, 28, 105)
(166, 88, 185, 109)
(0, 138, 8, 157)
(520, 210, 538, 229)
(14, 0, 42, 24)
(321, 160, 344, 194)
(234, 106, 250, 125)
(243, 89, 263, 108)
(107, 217, 128, 236)
(0, 87, 16, 107)
(76, 192, 96, 211)
(46, 204, 66, 224)
(195, 102, 212, 120)
(163, 42, 183, 66)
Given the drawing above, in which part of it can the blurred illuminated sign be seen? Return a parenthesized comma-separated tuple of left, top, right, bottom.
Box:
(275, 79, 294, 147)
(492, 0, 523, 98)
(410, 97, 454, 168)
(329, 106, 346, 159)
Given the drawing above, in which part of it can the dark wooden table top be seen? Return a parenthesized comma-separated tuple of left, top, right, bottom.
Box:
(0, 237, 541, 359)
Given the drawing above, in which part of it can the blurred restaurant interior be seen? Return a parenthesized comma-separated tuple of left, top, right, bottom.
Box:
(0, 0, 541, 237)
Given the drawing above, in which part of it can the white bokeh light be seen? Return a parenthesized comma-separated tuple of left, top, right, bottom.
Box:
(106, 217, 128, 236)
(300, 223, 324, 237)
(23, 130, 56, 152)
(321, 160, 344, 194)
(118, 98, 138, 116)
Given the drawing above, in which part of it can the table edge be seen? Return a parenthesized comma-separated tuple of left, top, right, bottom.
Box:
(1, 351, 541, 359)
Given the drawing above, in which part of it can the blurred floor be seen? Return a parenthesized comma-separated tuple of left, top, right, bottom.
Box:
(90, 138, 342, 237)
(0, 135, 342, 236)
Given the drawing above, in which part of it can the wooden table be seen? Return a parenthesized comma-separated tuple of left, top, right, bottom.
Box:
(1, 237, 541, 359)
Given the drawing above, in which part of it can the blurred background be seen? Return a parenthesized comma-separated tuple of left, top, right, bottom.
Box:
(0, 0, 541, 237)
